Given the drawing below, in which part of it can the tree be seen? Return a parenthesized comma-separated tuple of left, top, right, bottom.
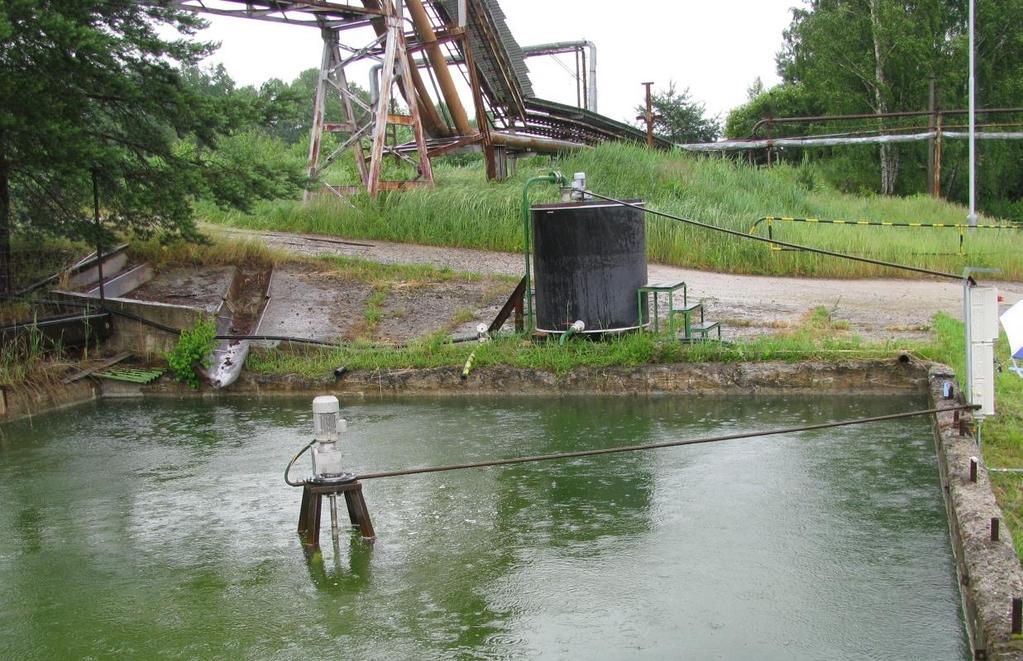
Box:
(725, 82, 821, 139)
(0, 1, 303, 293)
(635, 82, 720, 144)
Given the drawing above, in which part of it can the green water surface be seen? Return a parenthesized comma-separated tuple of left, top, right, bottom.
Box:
(0, 395, 967, 660)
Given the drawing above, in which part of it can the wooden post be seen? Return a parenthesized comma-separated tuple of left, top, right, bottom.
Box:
(367, 14, 399, 198)
(304, 32, 333, 202)
(642, 82, 655, 148)
(933, 112, 943, 198)
(298, 481, 376, 548)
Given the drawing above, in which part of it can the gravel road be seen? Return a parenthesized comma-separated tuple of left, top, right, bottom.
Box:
(208, 225, 1023, 342)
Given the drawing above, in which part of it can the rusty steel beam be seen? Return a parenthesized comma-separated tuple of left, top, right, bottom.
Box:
(405, 0, 472, 135)
(462, 32, 496, 178)
(362, 0, 450, 137)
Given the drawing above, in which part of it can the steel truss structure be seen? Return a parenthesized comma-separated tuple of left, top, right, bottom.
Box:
(168, 1, 662, 196)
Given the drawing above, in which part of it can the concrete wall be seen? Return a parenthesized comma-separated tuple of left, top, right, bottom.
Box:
(228, 357, 929, 396)
(54, 292, 207, 358)
(0, 381, 98, 424)
(929, 366, 1023, 661)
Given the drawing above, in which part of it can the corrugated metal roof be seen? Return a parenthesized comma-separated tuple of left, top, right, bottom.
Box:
(435, 0, 533, 115)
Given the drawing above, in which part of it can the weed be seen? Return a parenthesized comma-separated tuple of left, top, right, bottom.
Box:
(0, 324, 71, 386)
(451, 307, 476, 325)
(360, 286, 389, 336)
(165, 318, 217, 389)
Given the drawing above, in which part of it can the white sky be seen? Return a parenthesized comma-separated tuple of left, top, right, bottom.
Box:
(194, 0, 803, 125)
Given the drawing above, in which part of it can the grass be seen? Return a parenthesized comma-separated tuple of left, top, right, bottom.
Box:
(199, 142, 1023, 280)
(356, 285, 389, 339)
(246, 315, 906, 378)
(918, 313, 1023, 559)
(0, 327, 73, 387)
(128, 236, 279, 271)
(9, 236, 90, 292)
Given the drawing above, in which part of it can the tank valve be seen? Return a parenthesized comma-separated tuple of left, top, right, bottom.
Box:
(571, 172, 590, 201)
(560, 320, 586, 345)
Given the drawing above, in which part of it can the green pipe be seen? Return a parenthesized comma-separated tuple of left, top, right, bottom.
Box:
(461, 348, 477, 380)
(521, 171, 567, 333)
(559, 320, 585, 345)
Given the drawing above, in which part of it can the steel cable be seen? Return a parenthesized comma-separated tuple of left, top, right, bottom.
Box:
(584, 190, 965, 281)
(355, 404, 976, 480)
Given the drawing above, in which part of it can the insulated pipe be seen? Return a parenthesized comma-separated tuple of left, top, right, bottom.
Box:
(404, 0, 472, 135)
(490, 132, 584, 153)
(361, 0, 449, 137)
(521, 41, 598, 112)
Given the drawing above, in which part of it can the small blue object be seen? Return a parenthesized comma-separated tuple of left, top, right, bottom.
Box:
(942, 382, 954, 399)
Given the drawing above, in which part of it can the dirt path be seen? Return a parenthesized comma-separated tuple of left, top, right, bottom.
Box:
(208, 225, 1023, 342)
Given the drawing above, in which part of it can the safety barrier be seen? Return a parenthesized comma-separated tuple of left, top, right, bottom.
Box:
(749, 216, 1021, 255)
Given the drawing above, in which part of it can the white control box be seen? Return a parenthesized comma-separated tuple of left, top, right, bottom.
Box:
(969, 341, 996, 417)
(970, 286, 1001, 343)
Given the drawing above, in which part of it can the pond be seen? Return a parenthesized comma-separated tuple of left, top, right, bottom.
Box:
(0, 394, 967, 659)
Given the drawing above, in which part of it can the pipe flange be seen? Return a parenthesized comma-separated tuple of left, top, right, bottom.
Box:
(309, 472, 357, 485)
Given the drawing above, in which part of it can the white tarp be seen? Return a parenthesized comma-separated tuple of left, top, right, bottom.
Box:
(1000, 299, 1023, 360)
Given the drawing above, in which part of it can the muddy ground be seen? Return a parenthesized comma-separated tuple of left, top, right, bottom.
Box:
(208, 225, 1023, 343)
(249, 262, 506, 344)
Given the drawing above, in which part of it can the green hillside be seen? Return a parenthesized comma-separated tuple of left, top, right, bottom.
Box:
(202, 142, 1022, 280)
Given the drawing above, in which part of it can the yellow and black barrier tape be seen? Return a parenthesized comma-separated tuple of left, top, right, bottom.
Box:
(749, 215, 1020, 255)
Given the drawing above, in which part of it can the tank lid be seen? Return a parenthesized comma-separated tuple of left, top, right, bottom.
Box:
(531, 199, 644, 212)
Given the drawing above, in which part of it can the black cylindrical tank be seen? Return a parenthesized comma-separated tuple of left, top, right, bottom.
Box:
(531, 200, 647, 333)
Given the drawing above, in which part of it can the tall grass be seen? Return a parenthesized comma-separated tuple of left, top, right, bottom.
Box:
(917, 313, 1023, 558)
(128, 236, 279, 271)
(199, 142, 1023, 280)
(0, 327, 71, 386)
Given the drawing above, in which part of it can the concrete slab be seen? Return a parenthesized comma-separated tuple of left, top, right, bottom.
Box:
(126, 265, 235, 314)
(255, 265, 370, 343)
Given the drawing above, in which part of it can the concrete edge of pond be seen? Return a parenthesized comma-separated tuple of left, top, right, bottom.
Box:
(0, 380, 98, 424)
(95, 357, 931, 398)
(928, 365, 1023, 661)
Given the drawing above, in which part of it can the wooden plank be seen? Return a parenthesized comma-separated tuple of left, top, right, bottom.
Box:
(94, 368, 164, 384)
(61, 352, 130, 384)
(386, 113, 414, 125)
(489, 276, 527, 333)
(375, 179, 430, 191)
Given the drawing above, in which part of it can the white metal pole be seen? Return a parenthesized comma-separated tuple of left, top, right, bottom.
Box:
(967, 0, 977, 228)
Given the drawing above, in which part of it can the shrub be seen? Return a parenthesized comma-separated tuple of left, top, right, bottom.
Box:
(166, 318, 217, 389)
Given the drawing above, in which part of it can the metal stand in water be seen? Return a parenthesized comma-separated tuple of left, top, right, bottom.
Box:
(287, 395, 376, 545)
